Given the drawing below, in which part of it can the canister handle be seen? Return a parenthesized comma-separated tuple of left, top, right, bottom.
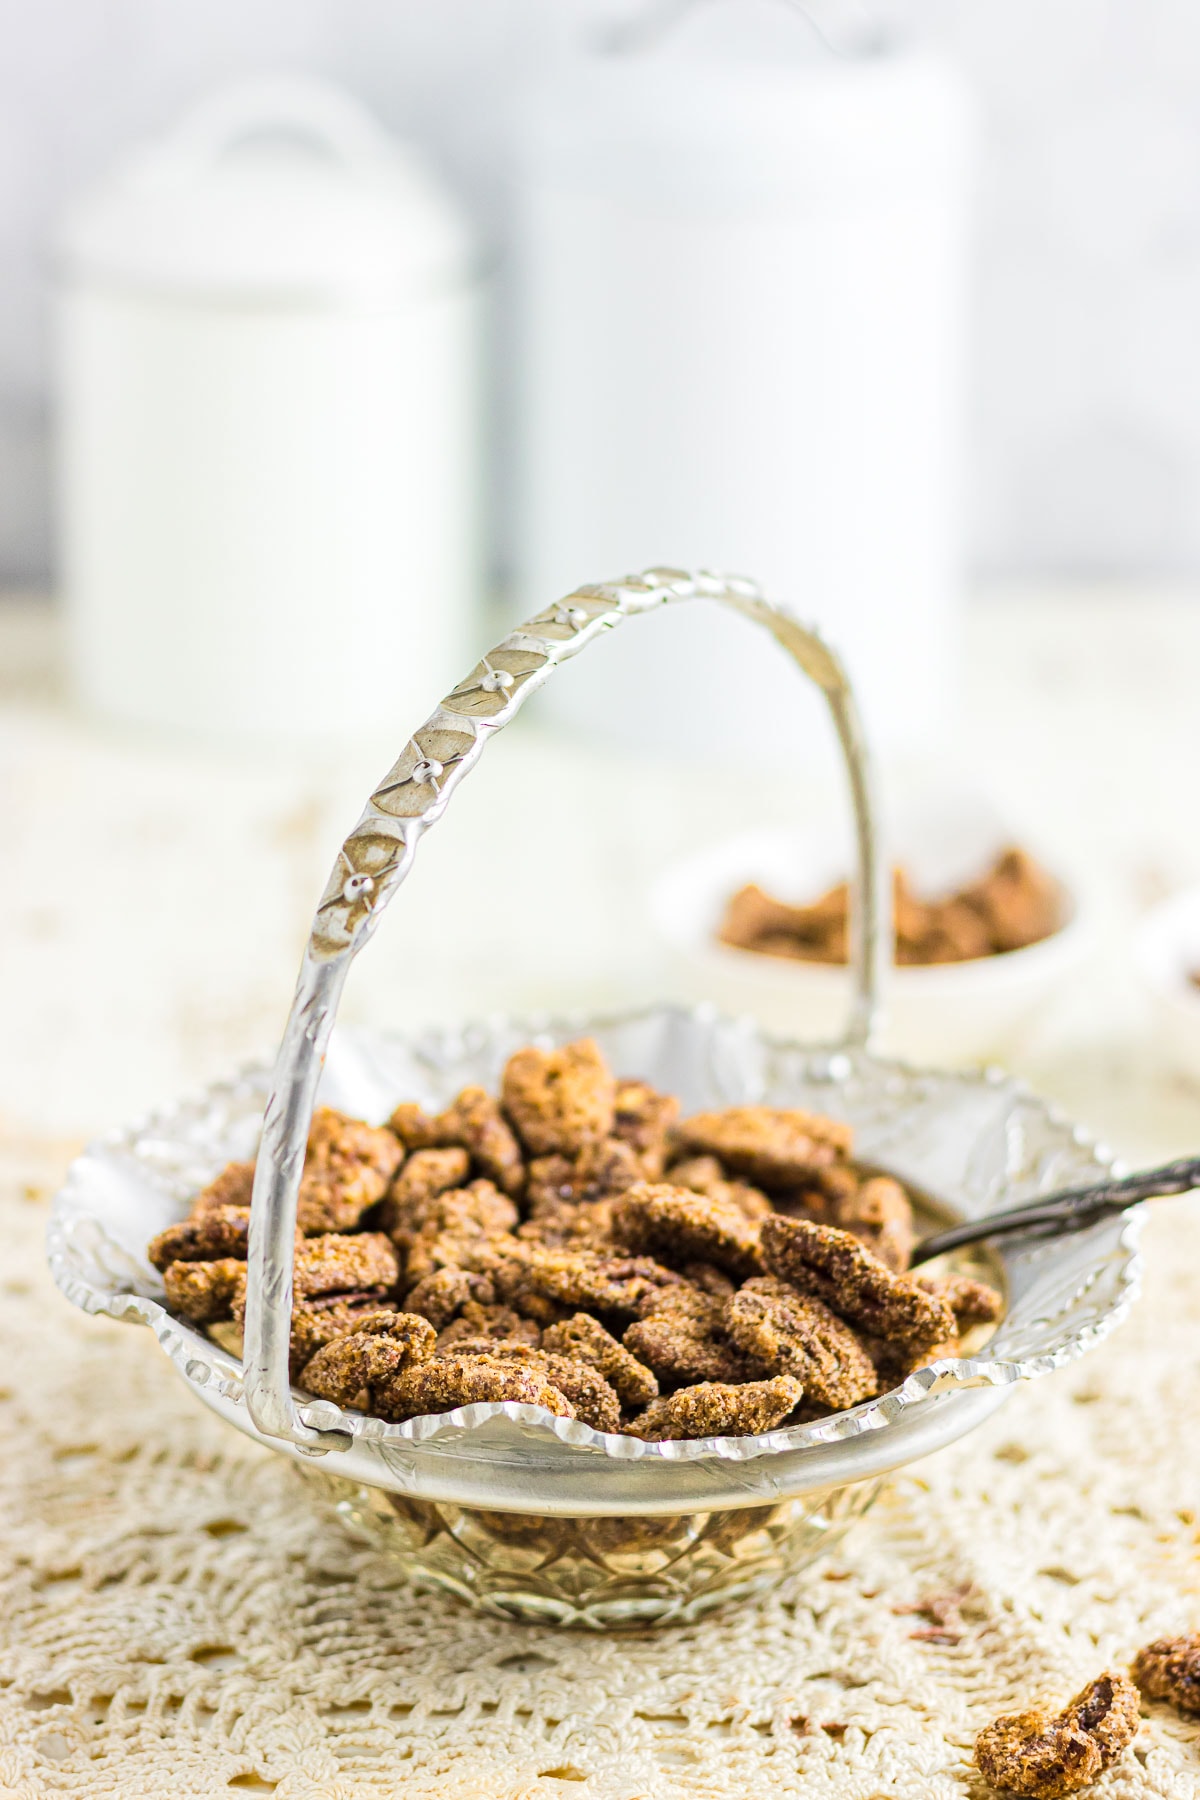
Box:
(244, 569, 888, 1450)
(159, 74, 401, 183)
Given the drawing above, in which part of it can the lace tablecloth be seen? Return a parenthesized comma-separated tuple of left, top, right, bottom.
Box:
(5, 1136, 1199, 1800)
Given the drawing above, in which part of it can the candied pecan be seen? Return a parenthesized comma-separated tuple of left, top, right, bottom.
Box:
(526, 1137, 644, 1210)
(438, 1342, 621, 1433)
(829, 1175, 914, 1273)
(148, 1205, 250, 1271)
(612, 1079, 679, 1177)
(974, 1672, 1140, 1797)
(438, 1087, 526, 1197)
(518, 1194, 618, 1252)
(387, 1102, 442, 1151)
(403, 1183, 520, 1285)
(435, 1302, 541, 1350)
(627, 1376, 804, 1442)
(541, 1312, 659, 1408)
(403, 1266, 495, 1329)
(612, 1183, 764, 1278)
(376, 1355, 576, 1424)
(164, 1257, 246, 1324)
(298, 1311, 436, 1409)
(761, 1217, 954, 1353)
(866, 1331, 961, 1390)
(190, 1160, 254, 1215)
(384, 1146, 471, 1231)
(285, 1291, 397, 1377)
(295, 1107, 405, 1234)
(1131, 1634, 1200, 1714)
(661, 1154, 773, 1222)
(501, 1038, 616, 1156)
(292, 1231, 399, 1300)
(514, 1247, 684, 1320)
(918, 1271, 1004, 1331)
(674, 1106, 852, 1190)
(623, 1312, 746, 1387)
(724, 1277, 878, 1409)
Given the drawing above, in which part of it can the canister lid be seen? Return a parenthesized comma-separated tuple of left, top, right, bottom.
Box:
(56, 74, 474, 305)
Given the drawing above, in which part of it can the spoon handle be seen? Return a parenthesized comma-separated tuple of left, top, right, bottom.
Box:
(909, 1156, 1200, 1267)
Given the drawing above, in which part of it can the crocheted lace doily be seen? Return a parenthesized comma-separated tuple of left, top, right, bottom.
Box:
(5, 1148, 1199, 1799)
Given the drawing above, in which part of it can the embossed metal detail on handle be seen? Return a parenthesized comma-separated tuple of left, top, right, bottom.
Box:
(244, 569, 887, 1448)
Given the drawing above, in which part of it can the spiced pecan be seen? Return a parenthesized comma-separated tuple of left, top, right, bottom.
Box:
(761, 1217, 954, 1353)
(296, 1107, 405, 1234)
(403, 1266, 496, 1329)
(375, 1354, 577, 1424)
(148, 1204, 250, 1271)
(612, 1183, 763, 1279)
(918, 1270, 1004, 1331)
(723, 1276, 878, 1410)
(540, 1312, 659, 1409)
(974, 1672, 1140, 1797)
(190, 1160, 254, 1215)
(1131, 1634, 1200, 1714)
(612, 1079, 679, 1177)
(627, 1376, 804, 1442)
(501, 1038, 616, 1156)
(674, 1106, 852, 1190)
(298, 1311, 436, 1409)
(164, 1257, 246, 1324)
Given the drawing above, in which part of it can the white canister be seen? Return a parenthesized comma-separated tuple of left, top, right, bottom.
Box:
(514, 6, 974, 763)
(55, 76, 481, 743)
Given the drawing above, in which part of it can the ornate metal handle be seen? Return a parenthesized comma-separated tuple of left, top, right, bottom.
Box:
(244, 568, 887, 1449)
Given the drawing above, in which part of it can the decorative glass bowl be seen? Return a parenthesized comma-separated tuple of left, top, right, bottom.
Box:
(47, 571, 1142, 1627)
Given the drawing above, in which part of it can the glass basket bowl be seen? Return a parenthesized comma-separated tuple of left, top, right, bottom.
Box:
(48, 571, 1142, 1628)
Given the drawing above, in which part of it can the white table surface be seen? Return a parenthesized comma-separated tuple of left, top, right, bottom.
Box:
(2, 590, 1198, 1168)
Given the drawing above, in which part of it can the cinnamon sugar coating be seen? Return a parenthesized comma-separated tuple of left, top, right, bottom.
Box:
(723, 1277, 878, 1410)
(513, 1246, 685, 1320)
(974, 1673, 1140, 1797)
(1131, 1634, 1200, 1714)
(540, 1312, 659, 1408)
(623, 1286, 748, 1387)
(402, 1182, 520, 1286)
(386, 1091, 525, 1197)
(403, 1266, 495, 1329)
(435, 1302, 541, 1350)
(501, 1038, 617, 1156)
(761, 1217, 954, 1353)
(626, 1376, 804, 1442)
(291, 1231, 399, 1300)
(525, 1137, 644, 1211)
(428, 1339, 621, 1432)
(297, 1311, 436, 1409)
(612, 1183, 764, 1279)
(674, 1107, 852, 1190)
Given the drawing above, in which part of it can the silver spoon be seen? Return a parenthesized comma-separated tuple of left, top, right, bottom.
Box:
(909, 1157, 1200, 1268)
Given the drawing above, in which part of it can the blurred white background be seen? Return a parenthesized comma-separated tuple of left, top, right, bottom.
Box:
(2, 0, 1198, 588)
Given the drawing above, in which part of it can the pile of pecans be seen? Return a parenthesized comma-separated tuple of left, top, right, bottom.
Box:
(148, 1038, 1001, 1442)
(720, 847, 1062, 967)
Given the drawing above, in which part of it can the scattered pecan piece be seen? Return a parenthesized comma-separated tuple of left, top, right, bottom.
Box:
(1131, 1634, 1200, 1714)
(723, 1276, 878, 1409)
(502, 1038, 617, 1156)
(541, 1312, 659, 1408)
(627, 1376, 804, 1441)
(761, 1217, 954, 1353)
(974, 1673, 1140, 1797)
(612, 1183, 764, 1279)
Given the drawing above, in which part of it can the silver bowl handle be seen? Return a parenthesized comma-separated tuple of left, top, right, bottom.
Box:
(244, 568, 888, 1449)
